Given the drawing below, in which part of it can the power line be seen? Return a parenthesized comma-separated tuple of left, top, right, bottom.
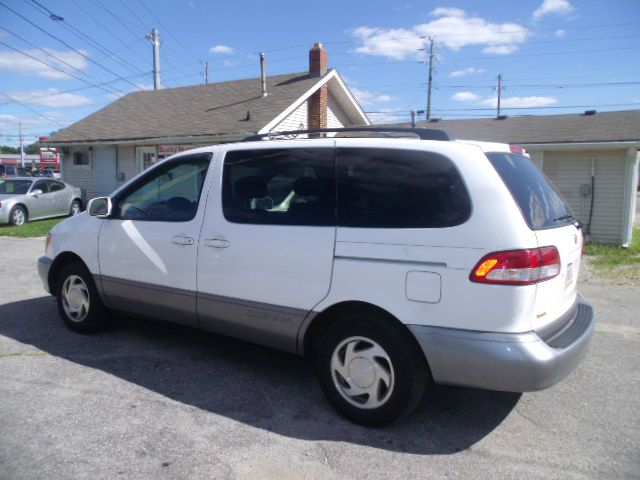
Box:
(0, 40, 127, 96)
(22, 0, 147, 75)
(0, 1, 144, 90)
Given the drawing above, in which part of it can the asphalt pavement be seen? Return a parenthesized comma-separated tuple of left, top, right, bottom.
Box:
(0, 236, 638, 479)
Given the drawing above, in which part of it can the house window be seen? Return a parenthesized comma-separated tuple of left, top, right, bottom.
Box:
(73, 152, 89, 166)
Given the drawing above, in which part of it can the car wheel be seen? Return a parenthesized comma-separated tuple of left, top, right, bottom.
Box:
(9, 205, 27, 226)
(315, 312, 429, 426)
(56, 261, 110, 333)
(70, 199, 82, 216)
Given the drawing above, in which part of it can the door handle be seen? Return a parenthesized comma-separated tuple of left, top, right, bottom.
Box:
(171, 236, 194, 246)
(204, 238, 230, 248)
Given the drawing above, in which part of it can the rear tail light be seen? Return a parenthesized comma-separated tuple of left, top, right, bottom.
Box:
(509, 144, 526, 155)
(470, 246, 561, 285)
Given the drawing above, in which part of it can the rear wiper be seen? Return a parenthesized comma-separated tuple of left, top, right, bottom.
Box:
(553, 214, 582, 229)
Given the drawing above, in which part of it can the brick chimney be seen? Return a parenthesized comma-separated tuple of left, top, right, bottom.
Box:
(307, 42, 328, 132)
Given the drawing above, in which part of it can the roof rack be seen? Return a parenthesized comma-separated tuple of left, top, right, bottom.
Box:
(243, 127, 451, 142)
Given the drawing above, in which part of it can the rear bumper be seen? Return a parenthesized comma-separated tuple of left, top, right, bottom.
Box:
(408, 294, 595, 392)
(37, 256, 53, 294)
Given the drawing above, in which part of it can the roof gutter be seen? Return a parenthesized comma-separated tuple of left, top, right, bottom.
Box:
(521, 141, 640, 151)
(42, 132, 251, 147)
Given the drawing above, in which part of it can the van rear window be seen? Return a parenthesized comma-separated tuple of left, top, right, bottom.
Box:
(486, 152, 572, 230)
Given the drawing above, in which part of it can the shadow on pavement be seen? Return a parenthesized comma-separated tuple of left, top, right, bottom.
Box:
(0, 296, 521, 455)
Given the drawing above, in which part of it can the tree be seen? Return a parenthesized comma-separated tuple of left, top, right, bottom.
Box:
(0, 145, 19, 154)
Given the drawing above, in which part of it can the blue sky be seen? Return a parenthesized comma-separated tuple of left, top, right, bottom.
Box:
(0, 0, 639, 146)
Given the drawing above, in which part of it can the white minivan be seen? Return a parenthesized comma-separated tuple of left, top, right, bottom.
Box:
(38, 128, 594, 425)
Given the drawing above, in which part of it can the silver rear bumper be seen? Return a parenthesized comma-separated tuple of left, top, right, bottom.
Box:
(408, 294, 595, 392)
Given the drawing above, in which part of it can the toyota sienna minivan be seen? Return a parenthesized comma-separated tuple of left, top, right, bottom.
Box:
(38, 127, 595, 425)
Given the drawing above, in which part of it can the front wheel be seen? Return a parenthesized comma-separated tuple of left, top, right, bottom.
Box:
(315, 312, 429, 426)
(69, 199, 82, 216)
(56, 262, 110, 333)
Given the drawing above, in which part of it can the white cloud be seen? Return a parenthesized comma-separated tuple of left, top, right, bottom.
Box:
(430, 7, 466, 18)
(452, 91, 558, 108)
(209, 45, 234, 55)
(452, 91, 480, 102)
(0, 48, 89, 79)
(350, 9, 529, 60)
(223, 59, 236, 67)
(350, 87, 393, 107)
(533, 0, 575, 20)
(555, 29, 567, 38)
(8, 88, 93, 108)
(449, 66, 485, 78)
(480, 96, 558, 108)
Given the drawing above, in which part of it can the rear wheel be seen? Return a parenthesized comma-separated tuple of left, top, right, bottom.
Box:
(69, 199, 82, 216)
(56, 262, 110, 333)
(9, 205, 27, 226)
(315, 312, 429, 426)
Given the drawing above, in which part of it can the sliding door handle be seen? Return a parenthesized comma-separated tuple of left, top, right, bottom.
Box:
(204, 238, 230, 248)
(171, 236, 194, 246)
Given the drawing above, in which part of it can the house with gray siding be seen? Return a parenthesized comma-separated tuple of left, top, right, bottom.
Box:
(405, 110, 640, 245)
(45, 43, 368, 200)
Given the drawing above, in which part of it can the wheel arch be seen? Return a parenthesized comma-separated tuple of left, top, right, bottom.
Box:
(48, 251, 88, 295)
(11, 203, 29, 218)
(300, 300, 428, 365)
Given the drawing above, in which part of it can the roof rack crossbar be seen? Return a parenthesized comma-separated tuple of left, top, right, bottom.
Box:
(243, 127, 451, 142)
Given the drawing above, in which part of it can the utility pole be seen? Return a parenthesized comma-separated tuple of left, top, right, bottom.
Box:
(496, 73, 503, 118)
(426, 37, 435, 121)
(410, 110, 416, 128)
(19, 121, 25, 167)
(203, 60, 208, 84)
(145, 28, 161, 90)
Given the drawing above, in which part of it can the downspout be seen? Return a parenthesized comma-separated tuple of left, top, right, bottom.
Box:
(586, 155, 596, 239)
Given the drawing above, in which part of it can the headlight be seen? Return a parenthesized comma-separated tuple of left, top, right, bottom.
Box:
(45, 233, 52, 253)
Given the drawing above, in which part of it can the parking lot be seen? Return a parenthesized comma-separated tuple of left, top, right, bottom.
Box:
(0, 236, 638, 479)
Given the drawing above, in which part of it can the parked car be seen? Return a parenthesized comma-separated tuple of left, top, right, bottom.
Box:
(38, 128, 595, 425)
(0, 177, 84, 226)
(43, 167, 62, 179)
(0, 164, 33, 177)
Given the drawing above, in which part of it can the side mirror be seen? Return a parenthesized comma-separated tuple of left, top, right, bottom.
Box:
(87, 197, 113, 218)
(29, 189, 43, 196)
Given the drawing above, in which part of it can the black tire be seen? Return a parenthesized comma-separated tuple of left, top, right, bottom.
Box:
(9, 205, 27, 226)
(69, 199, 82, 216)
(315, 312, 429, 426)
(56, 261, 110, 333)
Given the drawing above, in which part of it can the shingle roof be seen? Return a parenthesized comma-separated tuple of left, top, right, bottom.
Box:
(403, 109, 640, 144)
(48, 71, 328, 143)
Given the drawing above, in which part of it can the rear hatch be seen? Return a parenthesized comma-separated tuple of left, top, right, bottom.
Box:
(486, 152, 582, 331)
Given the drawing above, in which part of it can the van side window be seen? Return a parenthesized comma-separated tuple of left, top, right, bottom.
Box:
(222, 148, 335, 226)
(116, 154, 211, 222)
(337, 148, 471, 228)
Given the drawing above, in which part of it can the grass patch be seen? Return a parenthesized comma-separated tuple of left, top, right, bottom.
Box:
(0, 217, 66, 238)
(584, 227, 640, 283)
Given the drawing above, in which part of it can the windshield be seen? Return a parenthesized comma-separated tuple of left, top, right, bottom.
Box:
(486, 152, 573, 230)
(0, 179, 32, 195)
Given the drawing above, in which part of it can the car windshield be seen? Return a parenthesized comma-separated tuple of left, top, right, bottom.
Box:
(0, 179, 32, 194)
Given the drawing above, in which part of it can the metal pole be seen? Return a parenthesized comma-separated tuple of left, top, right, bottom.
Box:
(152, 28, 160, 90)
(19, 121, 25, 166)
(204, 60, 208, 84)
(496, 73, 502, 118)
(426, 37, 434, 121)
(260, 52, 267, 97)
(411, 110, 416, 128)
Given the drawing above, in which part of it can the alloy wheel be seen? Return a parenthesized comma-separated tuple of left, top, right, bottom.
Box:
(61, 275, 90, 322)
(330, 336, 395, 409)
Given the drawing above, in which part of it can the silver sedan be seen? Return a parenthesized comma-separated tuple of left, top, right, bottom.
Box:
(0, 177, 84, 226)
